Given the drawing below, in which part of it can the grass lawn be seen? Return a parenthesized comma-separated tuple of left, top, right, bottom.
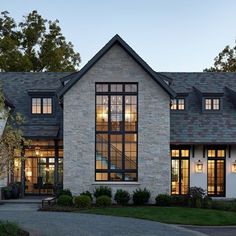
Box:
(0, 221, 29, 236)
(81, 206, 236, 226)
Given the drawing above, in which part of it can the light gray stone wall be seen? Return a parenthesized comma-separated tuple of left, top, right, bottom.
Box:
(63, 44, 170, 203)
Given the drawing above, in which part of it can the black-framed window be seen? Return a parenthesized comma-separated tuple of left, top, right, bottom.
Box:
(171, 147, 190, 195)
(207, 147, 225, 197)
(204, 98, 220, 110)
(171, 98, 185, 110)
(32, 97, 53, 114)
(95, 83, 138, 181)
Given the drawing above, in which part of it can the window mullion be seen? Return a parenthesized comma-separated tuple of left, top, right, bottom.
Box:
(108, 95, 111, 180)
(122, 93, 125, 180)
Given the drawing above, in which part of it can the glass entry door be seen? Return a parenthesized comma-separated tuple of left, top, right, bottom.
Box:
(25, 157, 55, 195)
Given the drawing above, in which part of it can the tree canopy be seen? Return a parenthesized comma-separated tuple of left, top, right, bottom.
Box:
(204, 41, 236, 72)
(0, 10, 81, 72)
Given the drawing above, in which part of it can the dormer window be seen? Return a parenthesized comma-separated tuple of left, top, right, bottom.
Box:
(205, 98, 220, 110)
(32, 97, 53, 114)
(171, 98, 185, 110)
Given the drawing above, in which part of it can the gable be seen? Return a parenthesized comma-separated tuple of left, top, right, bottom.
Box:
(58, 35, 175, 98)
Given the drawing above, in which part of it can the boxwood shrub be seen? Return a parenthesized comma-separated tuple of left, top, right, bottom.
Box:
(56, 189, 72, 197)
(133, 188, 150, 205)
(74, 195, 91, 208)
(155, 194, 171, 206)
(57, 195, 73, 206)
(96, 195, 112, 207)
(80, 191, 93, 200)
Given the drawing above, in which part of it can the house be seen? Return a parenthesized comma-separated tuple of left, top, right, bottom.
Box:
(0, 35, 236, 202)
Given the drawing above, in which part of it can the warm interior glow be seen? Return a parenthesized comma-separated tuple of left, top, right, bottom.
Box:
(35, 147, 40, 156)
(232, 161, 236, 173)
(196, 160, 203, 173)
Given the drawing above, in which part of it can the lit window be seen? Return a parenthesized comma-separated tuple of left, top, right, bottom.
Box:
(205, 98, 220, 110)
(171, 147, 190, 195)
(171, 98, 185, 110)
(32, 97, 53, 114)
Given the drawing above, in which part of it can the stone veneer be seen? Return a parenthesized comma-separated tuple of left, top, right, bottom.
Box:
(63, 44, 170, 203)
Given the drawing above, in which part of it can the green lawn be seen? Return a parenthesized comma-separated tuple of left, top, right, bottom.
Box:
(81, 206, 236, 226)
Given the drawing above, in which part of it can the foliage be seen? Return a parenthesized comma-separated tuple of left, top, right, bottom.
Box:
(56, 188, 72, 197)
(74, 195, 91, 208)
(188, 187, 206, 208)
(94, 186, 112, 199)
(57, 195, 73, 207)
(80, 191, 93, 200)
(114, 189, 130, 205)
(155, 194, 171, 206)
(0, 10, 81, 72)
(211, 200, 236, 212)
(0, 86, 30, 180)
(204, 43, 236, 72)
(169, 195, 188, 206)
(0, 221, 24, 236)
(96, 195, 112, 207)
(132, 188, 150, 205)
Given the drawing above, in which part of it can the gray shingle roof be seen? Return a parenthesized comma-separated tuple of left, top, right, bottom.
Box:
(0, 72, 70, 139)
(161, 72, 236, 144)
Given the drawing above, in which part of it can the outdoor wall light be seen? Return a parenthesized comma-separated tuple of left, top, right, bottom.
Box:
(35, 147, 40, 156)
(196, 160, 203, 173)
(232, 161, 236, 173)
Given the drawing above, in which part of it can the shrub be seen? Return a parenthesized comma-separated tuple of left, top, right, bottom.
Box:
(188, 187, 206, 208)
(114, 189, 130, 205)
(133, 188, 150, 205)
(94, 186, 112, 198)
(57, 195, 73, 206)
(56, 189, 72, 197)
(0, 221, 23, 236)
(74, 195, 92, 208)
(96, 195, 112, 207)
(170, 195, 188, 206)
(80, 191, 93, 200)
(155, 194, 171, 206)
(202, 196, 212, 209)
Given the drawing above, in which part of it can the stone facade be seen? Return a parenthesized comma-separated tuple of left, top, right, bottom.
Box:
(63, 44, 170, 203)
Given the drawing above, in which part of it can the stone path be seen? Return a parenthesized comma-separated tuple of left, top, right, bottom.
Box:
(0, 203, 205, 236)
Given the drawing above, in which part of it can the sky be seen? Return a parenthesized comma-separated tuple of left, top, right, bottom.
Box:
(1, 0, 236, 72)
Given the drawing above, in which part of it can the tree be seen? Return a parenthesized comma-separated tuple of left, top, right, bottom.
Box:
(0, 86, 30, 183)
(204, 42, 236, 72)
(0, 10, 81, 72)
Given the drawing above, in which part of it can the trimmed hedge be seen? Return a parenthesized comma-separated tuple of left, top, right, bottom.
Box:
(56, 189, 72, 197)
(74, 195, 91, 208)
(155, 194, 171, 206)
(96, 195, 112, 207)
(57, 195, 73, 206)
(80, 191, 93, 200)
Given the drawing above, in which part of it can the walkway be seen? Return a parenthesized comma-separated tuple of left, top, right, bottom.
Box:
(0, 203, 205, 236)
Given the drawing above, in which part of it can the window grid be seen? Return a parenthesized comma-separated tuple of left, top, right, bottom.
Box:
(171, 98, 185, 110)
(205, 98, 220, 110)
(31, 97, 53, 115)
(95, 83, 138, 182)
(171, 147, 190, 195)
(207, 147, 225, 196)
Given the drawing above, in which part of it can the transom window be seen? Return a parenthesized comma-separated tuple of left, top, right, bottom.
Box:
(32, 97, 53, 114)
(205, 98, 220, 110)
(171, 147, 190, 195)
(171, 98, 185, 110)
(95, 83, 138, 181)
(207, 147, 225, 196)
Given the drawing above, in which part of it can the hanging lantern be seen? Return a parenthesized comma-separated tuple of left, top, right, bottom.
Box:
(196, 160, 203, 173)
(35, 147, 40, 156)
